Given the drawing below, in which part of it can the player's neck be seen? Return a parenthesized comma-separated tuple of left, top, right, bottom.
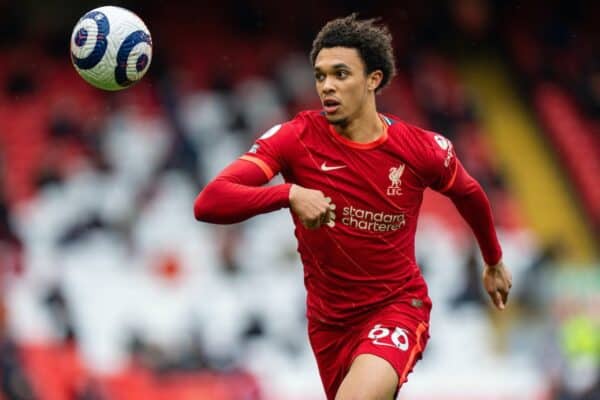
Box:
(334, 104, 383, 144)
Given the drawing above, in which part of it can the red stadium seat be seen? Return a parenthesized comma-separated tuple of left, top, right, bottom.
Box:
(20, 343, 88, 400)
(535, 83, 600, 229)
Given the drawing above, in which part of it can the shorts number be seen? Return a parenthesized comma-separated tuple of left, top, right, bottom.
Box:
(368, 324, 409, 351)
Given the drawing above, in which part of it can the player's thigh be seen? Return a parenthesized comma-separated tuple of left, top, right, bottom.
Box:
(339, 305, 430, 398)
(308, 322, 353, 400)
(334, 354, 397, 400)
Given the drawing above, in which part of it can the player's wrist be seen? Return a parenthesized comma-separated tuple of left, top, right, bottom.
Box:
(288, 184, 298, 205)
(485, 259, 503, 269)
(279, 183, 294, 208)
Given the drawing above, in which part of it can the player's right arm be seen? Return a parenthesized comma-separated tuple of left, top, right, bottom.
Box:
(193, 159, 292, 224)
(194, 119, 332, 228)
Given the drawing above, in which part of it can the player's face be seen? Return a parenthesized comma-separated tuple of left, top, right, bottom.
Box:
(314, 47, 381, 126)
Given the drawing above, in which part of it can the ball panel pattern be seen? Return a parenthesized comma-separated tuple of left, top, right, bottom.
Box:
(70, 11, 109, 70)
(116, 31, 152, 87)
(70, 6, 152, 91)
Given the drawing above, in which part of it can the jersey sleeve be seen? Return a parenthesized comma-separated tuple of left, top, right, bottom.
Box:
(193, 159, 292, 224)
(444, 160, 503, 266)
(407, 128, 502, 265)
(418, 131, 459, 192)
(239, 117, 302, 179)
(418, 131, 503, 265)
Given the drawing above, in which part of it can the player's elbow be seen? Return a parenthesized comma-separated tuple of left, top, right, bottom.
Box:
(445, 178, 481, 200)
(193, 184, 218, 222)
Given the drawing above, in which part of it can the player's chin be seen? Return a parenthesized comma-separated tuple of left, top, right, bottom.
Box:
(325, 114, 347, 126)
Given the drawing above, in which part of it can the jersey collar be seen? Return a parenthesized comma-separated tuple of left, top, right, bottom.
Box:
(327, 114, 389, 150)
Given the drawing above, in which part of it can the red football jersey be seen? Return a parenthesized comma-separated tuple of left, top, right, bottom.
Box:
(241, 111, 462, 325)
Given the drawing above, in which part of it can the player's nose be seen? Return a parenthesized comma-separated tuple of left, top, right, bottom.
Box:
(321, 76, 336, 93)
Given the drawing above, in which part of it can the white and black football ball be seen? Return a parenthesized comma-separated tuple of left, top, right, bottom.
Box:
(70, 6, 152, 91)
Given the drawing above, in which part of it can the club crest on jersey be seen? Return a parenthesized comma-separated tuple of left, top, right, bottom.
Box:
(387, 164, 405, 196)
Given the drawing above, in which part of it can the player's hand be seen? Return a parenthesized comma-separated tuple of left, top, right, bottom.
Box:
(482, 261, 512, 310)
(289, 184, 334, 229)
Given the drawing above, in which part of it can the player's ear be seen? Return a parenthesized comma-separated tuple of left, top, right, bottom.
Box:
(367, 70, 383, 92)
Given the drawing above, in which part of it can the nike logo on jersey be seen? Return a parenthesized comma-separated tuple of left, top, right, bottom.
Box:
(320, 162, 347, 171)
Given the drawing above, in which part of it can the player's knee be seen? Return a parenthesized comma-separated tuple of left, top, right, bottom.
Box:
(335, 378, 396, 400)
(335, 389, 394, 400)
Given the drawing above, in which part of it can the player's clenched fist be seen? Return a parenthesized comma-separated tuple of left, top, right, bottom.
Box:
(289, 184, 334, 229)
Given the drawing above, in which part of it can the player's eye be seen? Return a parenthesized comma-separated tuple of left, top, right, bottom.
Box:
(336, 70, 349, 79)
(315, 72, 325, 82)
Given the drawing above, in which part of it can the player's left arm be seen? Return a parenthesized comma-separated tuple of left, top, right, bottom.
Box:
(428, 135, 512, 310)
(442, 160, 512, 310)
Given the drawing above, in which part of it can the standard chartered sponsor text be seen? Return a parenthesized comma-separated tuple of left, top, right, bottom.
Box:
(342, 205, 405, 232)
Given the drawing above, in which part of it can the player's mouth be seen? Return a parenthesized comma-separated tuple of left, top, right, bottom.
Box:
(323, 98, 341, 114)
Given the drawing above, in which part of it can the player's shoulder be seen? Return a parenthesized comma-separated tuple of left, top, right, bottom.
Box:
(293, 109, 329, 131)
(258, 110, 323, 139)
(385, 114, 451, 156)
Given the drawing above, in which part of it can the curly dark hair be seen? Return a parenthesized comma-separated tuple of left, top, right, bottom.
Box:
(310, 13, 397, 93)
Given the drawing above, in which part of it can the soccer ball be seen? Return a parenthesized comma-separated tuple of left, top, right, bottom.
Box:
(70, 6, 152, 91)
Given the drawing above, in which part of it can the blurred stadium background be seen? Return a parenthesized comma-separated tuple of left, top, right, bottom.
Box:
(0, 0, 598, 399)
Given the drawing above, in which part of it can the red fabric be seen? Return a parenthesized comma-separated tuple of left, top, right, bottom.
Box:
(21, 343, 89, 400)
(309, 283, 431, 400)
(195, 110, 503, 326)
(193, 159, 292, 224)
(443, 160, 503, 266)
